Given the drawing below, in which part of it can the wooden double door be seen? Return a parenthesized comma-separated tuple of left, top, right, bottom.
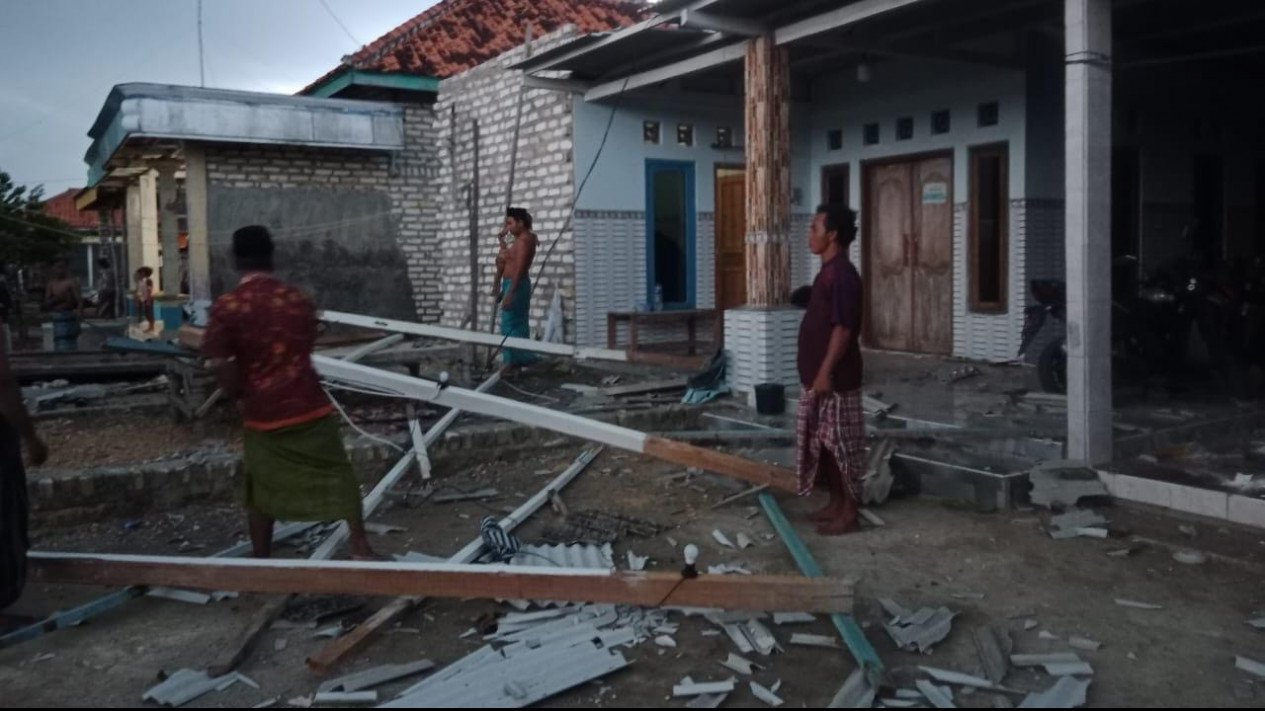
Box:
(864, 153, 954, 354)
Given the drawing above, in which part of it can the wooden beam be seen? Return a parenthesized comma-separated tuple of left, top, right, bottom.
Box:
(28, 552, 853, 613)
(320, 310, 628, 364)
(306, 448, 602, 673)
(681, 9, 766, 36)
(775, 0, 931, 46)
(312, 356, 797, 492)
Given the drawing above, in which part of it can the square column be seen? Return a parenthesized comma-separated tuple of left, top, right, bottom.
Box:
(1064, 0, 1113, 464)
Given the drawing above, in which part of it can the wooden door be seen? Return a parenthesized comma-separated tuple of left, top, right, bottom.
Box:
(866, 162, 914, 352)
(864, 153, 954, 354)
(912, 155, 954, 354)
(715, 172, 747, 310)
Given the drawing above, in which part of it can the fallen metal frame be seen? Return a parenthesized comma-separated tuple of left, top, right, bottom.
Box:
(306, 447, 601, 672)
(312, 355, 797, 492)
(758, 492, 885, 688)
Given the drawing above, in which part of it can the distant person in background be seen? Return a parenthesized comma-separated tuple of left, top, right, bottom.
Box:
(492, 207, 539, 370)
(43, 259, 82, 352)
(136, 267, 156, 332)
(202, 226, 377, 560)
(0, 314, 48, 612)
(96, 258, 117, 319)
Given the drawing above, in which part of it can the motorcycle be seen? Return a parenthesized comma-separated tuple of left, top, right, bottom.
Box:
(1017, 256, 1229, 395)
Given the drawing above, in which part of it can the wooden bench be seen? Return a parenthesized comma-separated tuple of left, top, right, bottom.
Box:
(607, 309, 721, 358)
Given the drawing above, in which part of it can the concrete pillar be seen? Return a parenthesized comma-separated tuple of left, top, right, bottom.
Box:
(138, 170, 161, 286)
(1064, 0, 1113, 464)
(155, 162, 181, 294)
(125, 182, 143, 290)
(725, 34, 801, 405)
(183, 144, 211, 302)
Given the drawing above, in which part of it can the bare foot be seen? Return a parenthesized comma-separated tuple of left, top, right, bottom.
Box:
(816, 515, 862, 536)
(809, 499, 844, 522)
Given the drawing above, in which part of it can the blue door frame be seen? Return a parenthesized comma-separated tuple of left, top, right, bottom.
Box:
(645, 159, 697, 310)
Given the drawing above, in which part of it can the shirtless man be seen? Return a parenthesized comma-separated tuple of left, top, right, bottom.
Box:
(43, 259, 83, 352)
(491, 207, 539, 368)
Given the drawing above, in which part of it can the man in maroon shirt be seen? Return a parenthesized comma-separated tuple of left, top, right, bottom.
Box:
(795, 204, 865, 535)
(203, 226, 376, 560)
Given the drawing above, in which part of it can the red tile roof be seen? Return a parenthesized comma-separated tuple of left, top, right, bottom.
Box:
(302, 0, 650, 94)
(41, 189, 121, 230)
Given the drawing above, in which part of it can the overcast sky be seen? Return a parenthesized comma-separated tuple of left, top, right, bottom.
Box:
(0, 0, 438, 197)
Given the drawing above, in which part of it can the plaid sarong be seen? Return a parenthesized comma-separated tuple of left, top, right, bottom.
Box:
(796, 388, 866, 498)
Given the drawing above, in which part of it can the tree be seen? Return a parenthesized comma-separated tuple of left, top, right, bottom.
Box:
(0, 170, 81, 269)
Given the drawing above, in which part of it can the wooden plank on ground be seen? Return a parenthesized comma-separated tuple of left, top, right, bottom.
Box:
(643, 436, 796, 492)
(28, 553, 853, 613)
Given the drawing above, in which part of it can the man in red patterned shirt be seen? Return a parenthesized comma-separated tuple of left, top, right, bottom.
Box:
(202, 226, 375, 559)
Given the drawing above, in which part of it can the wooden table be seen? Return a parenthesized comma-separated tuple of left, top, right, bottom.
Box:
(607, 309, 720, 356)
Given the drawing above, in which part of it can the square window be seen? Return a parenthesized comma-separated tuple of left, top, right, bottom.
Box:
(863, 122, 880, 146)
(896, 117, 914, 141)
(932, 109, 951, 135)
(715, 126, 733, 148)
(827, 129, 843, 150)
(677, 123, 694, 147)
(978, 101, 1000, 127)
(643, 120, 661, 144)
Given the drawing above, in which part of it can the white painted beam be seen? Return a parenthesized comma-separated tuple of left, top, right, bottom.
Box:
(681, 9, 765, 37)
(319, 310, 627, 363)
(585, 41, 749, 101)
(774, 0, 931, 46)
(314, 356, 648, 453)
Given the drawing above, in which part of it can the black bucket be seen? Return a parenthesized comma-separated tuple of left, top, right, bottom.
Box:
(754, 383, 786, 415)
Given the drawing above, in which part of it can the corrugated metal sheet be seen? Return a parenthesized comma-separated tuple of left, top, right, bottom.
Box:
(141, 669, 224, 707)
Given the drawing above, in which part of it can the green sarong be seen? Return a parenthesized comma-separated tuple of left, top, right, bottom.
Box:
(500, 277, 538, 367)
(242, 416, 362, 522)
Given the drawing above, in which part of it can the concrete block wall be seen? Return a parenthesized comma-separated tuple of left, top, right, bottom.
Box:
(950, 200, 1030, 362)
(434, 28, 578, 339)
(203, 103, 442, 321)
(724, 306, 803, 398)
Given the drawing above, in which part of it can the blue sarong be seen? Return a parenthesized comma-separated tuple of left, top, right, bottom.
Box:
(500, 277, 537, 366)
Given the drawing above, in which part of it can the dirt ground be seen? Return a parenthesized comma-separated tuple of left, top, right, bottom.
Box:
(4, 439, 1265, 708)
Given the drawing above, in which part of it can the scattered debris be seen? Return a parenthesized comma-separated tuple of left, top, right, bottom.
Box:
(1039, 631, 1061, 641)
(1023, 620, 1039, 631)
(750, 681, 785, 707)
(790, 633, 839, 649)
(712, 529, 736, 549)
(859, 509, 887, 527)
(1172, 550, 1208, 566)
(719, 653, 759, 676)
(953, 593, 986, 601)
(744, 619, 780, 656)
(1238, 656, 1265, 680)
(973, 626, 1013, 685)
(317, 661, 435, 694)
(363, 523, 406, 535)
(884, 602, 956, 654)
(709, 484, 771, 510)
(673, 678, 738, 697)
(707, 563, 753, 575)
(1114, 599, 1163, 611)
(312, 691, 377, 706)
(862, 439, 897, 505)
(1247, 617, 1265, 630)
(1028, 463, 1109, 510)
(1179, 525, 1198, 539)
(1048, 509, 1109, 540)
(626, 551, 649, 571)
(1046, 662, 1094, 676)
(1068, 636, 1102, 652)
(915, 680, 957, 709)
(542, 510, 661, 544)
(142, 669, 237, 707)
(736, 532, 754, 549)
(921, 666, 1001, 690)
(1106, 548, 1134, 558)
